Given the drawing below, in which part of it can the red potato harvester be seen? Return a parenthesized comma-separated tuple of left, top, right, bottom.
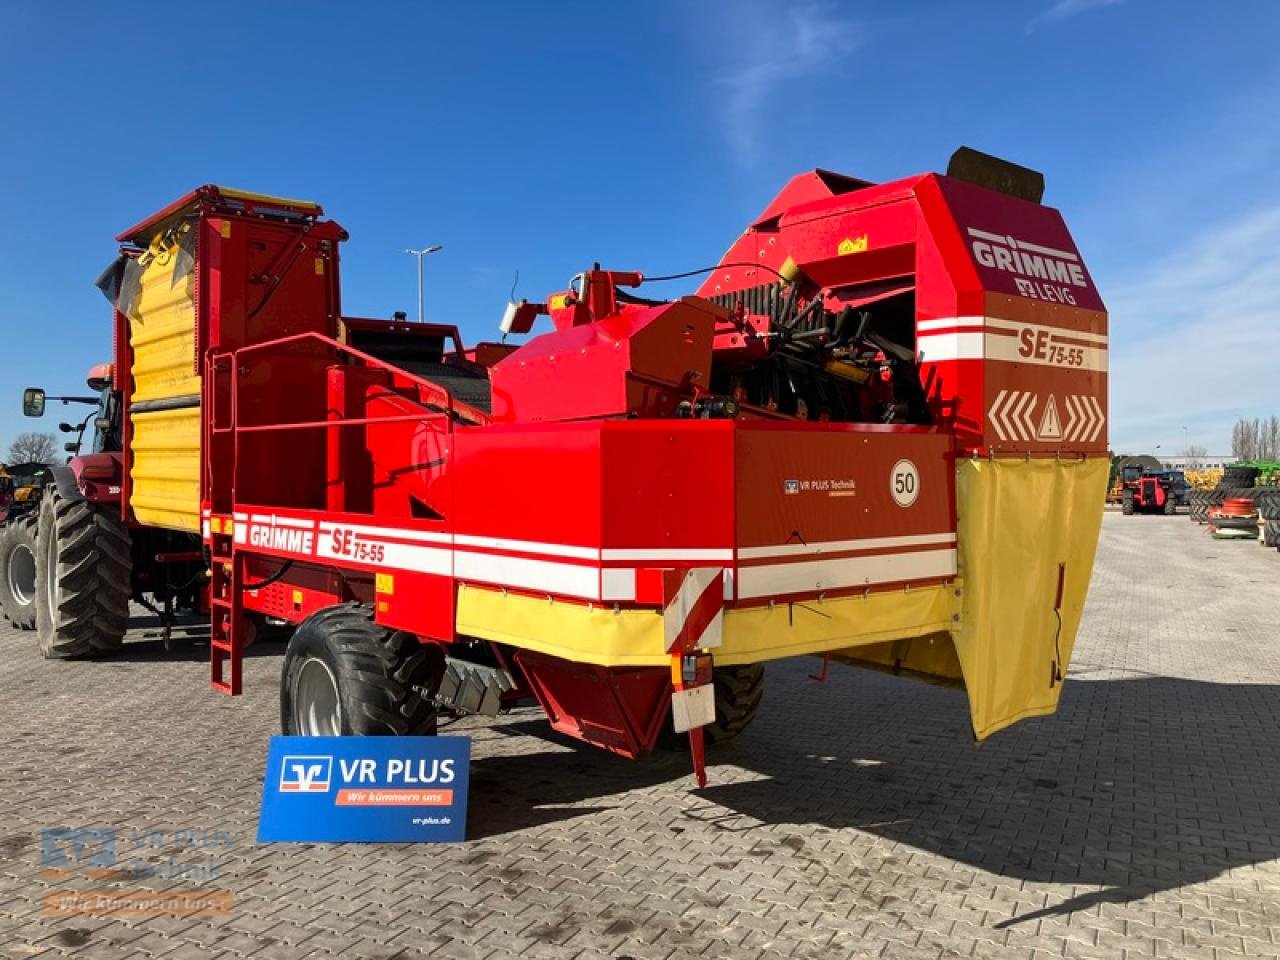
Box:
(24, 148, 1108, 786)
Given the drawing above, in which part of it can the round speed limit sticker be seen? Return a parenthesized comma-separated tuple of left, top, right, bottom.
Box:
(890, 459, 920, 507)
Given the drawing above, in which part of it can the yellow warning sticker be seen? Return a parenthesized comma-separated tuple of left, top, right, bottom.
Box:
(220, 221, 232, 239)
(838, 235, 868, 255)
(292, 590, 304, 607)
(549, 294, 568, 311)
(314, 257, 325, 275)
(375, 573, 395, 596)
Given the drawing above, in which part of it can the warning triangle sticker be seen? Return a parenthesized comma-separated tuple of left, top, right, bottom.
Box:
(1038, 394, 1063, 440)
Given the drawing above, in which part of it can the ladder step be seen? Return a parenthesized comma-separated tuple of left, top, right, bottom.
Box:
(211, 638, 236, 653)
(210, 679, 236, 695)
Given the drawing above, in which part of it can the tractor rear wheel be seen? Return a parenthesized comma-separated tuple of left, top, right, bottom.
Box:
(0, 515, 38, 630)
(1163, 497, 1177, 515)
(34, 489, 131, 658)
(280, 603, 442, 736)
(1122, 494, 1134, 515)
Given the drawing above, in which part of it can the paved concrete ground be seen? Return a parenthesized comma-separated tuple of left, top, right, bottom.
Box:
(2, 512, 1279, 959)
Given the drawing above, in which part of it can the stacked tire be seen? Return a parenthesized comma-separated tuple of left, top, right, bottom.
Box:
(1188, 490, 1213, 523)
(1255, 488, 1280, 550)
(1219, 466, 1260, 492)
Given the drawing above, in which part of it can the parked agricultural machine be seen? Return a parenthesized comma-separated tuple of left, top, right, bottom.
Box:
(1120, 466, 1189, 515)
(22, 149, 1109, 784)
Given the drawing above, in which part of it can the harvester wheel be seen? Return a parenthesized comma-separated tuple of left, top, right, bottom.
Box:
(280, 603, 442, 737)
(708, 663, 765, 745)
(0, 514, 39, 630)
(659, 663, 765, 749)
(34, 489, 131, 659)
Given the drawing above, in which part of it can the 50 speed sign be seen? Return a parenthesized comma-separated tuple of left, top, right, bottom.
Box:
(890, 459, 919, 507)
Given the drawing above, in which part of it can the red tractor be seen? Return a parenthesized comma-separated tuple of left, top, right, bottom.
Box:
(1120, 465, 1189, 515)
(25, 149, 1109, 786)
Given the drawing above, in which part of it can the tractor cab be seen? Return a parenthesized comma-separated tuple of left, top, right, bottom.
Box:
(21, 362, 121, 458)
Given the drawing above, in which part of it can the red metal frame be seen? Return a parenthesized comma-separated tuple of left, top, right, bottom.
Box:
(95, 162, 1107, 769)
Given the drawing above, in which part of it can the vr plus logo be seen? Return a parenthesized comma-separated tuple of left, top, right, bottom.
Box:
(41, 828, 117, 869)
(280, 756, 333, 793)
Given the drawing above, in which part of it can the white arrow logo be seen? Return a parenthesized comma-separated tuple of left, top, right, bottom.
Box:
(991, 391, 1103, 443)
(1063, 394, 1105, 442)
(988, 389, 1039, 442)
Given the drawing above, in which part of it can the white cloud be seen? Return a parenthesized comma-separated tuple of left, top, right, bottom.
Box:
(1026, 0, 1124, 34)
(713, 3, 860, 165)
(1105, 206, 1280, 452)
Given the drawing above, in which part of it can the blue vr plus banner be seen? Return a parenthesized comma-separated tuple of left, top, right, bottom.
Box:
(258, 736, 470, 843)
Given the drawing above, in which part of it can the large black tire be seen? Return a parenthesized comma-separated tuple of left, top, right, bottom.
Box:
(280, 603, 441, 736)
(0, 515, 38, 630)
(1189, 490, 1209, 523)
(1163, 496, 1177, 515)
(707, 663, 765, 745)
(1121, 494, 1134, 515)
(660, 663, 765, 749)
(34, 489, 131, 659)
(1224, 465, 1260, 486)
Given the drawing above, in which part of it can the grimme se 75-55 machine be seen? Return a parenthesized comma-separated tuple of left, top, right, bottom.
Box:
(24, 148, 1108, 785)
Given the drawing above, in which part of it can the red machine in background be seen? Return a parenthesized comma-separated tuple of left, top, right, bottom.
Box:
(26, 149, 1109, 786)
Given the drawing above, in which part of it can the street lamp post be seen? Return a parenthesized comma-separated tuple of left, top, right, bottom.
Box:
(402, 245, 444, 322)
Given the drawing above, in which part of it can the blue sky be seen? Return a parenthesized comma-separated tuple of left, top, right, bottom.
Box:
(1, 1, 1276, 456)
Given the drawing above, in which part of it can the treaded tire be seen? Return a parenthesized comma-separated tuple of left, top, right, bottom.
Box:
(660, 663, 765, 749)
(707, 663, 765, 745)
(280, 603, 441, 736)
(1121, 494, 1134, 515)
(0, 514, 38, 630)
(1224, 466, 1260, 485)
(34, 489, 131, 659)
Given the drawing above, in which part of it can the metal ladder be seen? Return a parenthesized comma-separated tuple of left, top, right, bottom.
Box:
(207, 353, 244, 695)
(208, 524, 244, 695)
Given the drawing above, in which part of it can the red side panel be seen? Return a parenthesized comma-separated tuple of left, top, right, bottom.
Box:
(915, 176, 1108, 456)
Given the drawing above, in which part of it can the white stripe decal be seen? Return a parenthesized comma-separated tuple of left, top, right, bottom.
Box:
(250, 513, 316, 529)
(917, 316, 1108, 368)
(455, 551, 601, 599)
(601, 568, 638, 602)
(915, 315, 985, 333)
(984, 317, 1108, 345)
(455, 533, 600, 561)
(737, 532, 957, 561)
(736, 548, 957, 600)
(601, 547, 735, 562)
(241, 511, 956, 604)
(318, 521, 452, 545)
(918, 331, 985, 362)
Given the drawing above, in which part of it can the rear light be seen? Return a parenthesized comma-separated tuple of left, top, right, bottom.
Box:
(80, 463, 115, 479)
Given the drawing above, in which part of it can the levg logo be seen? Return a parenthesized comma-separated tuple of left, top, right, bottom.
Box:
(279, 756, 333, 793)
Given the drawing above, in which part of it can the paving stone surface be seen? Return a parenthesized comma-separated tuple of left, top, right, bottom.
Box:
(2, 512, 1279, 959)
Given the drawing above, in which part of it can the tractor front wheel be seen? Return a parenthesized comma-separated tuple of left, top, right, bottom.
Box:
(35, 489, 131, 658)
(1122, 494, 1135, 515)
(280, 603, 442, 736)
(0, 515, 38, 630)
(1164, 497, 1177, 515)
